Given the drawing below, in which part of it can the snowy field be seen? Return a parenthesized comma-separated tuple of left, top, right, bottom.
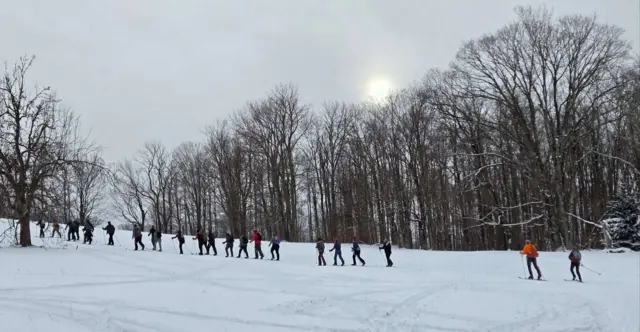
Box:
(0, 221, 638, 332)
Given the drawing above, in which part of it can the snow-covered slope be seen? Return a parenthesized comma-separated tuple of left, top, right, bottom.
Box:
(1, 221, 638, 332)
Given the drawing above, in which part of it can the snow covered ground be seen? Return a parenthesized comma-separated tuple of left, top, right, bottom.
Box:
(0, 221, 638, 332)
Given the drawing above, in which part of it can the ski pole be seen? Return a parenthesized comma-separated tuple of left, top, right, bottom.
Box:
(581, 264, 602, 275)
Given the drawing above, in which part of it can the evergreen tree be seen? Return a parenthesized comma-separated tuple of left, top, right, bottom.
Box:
(603, 186, 640, 251)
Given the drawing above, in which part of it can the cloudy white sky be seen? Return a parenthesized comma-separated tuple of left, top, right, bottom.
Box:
(1, 0, 638, 162)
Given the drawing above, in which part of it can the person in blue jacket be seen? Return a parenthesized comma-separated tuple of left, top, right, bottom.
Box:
(329, 239, 345, 266)
(269, 232, 281, 261)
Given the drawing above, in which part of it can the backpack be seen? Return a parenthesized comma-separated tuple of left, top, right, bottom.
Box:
(257, 232, 262, 241)
(573, 251, 581, 261)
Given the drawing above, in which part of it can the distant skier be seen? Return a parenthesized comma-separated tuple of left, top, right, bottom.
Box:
(351, 236, 366, 266)
(269, 232, 280, 261)
(155, 227, 163, 252)
(329, 239, 345, 266)
(316, 238, 327, 266)
(132, 224, 145, 251)
(250, 230, 264, 259)
(51, 221, 62, 238)
(73, 220, 81, 242)
(36, 220, 45, 238)
(193, 228, 206, 255)
(207, 229, 217, 255)
(148, 226, 159, 251)
(237, 234, 249, 259)
(172, 230, 185, 254)
(379, 239, 393, 267)
(82, 226, 93, 245)
(65, 220, 75, 241)
(520, 240, 541, 280)
(103, 221, 115, 245)
(568, 246, 582, 282)
(222, 232, 234, 257)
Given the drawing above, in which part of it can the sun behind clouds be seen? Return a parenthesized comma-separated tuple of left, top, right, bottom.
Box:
(366, 77, 392, 101)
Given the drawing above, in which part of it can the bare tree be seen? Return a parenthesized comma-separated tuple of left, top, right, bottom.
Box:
(0, 56, 94, 246)
(110, 159, 147, 230)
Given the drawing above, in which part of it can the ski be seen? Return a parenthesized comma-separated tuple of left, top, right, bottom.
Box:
(564, 279, 584, 283)
(518, 277, 546, 281)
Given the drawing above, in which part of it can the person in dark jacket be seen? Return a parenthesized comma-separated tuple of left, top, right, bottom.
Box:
(250, 230, 264, 259)
(269, 232, 281, 261)
(83, 226, 93, 244)
(65, 220, 75, 241)
(237, 234, 249, 258)
(73, 220, 81, 242)
(193, 228, 206, 255)
(222, 233, 234, 257)
(329, 239, 345, 266)
(132, 224, 145, 250)
(569, 246, 582, 282)
(36, 220, 45, 238)
(206, 229, 217, 255)
(351, 236, 366, 266)
(316, 238, 327, 266)
(155, 227, 163, 252)
(379, 239, 393, 267)
(148, 226, 158, 251)
(172, 230, 185, 254)
(103, 222, 115, 245)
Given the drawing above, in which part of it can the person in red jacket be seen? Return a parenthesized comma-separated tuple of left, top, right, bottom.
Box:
(250, 230, 264, 259)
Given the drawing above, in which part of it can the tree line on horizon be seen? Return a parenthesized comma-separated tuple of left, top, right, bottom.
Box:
(1, 6, 639, 250)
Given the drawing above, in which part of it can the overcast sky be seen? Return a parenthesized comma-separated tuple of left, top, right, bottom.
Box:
(1, 0, 638, 162)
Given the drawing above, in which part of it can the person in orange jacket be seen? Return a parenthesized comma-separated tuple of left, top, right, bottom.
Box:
(520, 240, 542, 280)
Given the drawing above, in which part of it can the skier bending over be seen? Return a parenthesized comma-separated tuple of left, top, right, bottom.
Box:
(269, 233, 280, 261)
(83, 226, 93, 245)
(172, 230, 185, 254)
(52, 221, 62, 238)
(520, 240, 542, 280)
(222, 233, 234, 257)
(207, 229, 217, 255)
(251, 230, 264, 259)
(132, 225, 145, 251)
(329, 239, 345, 266)
(316, 238, 327, 266)
(103, 222, 115, 245)
(568, 246, 582, 282)
(237, 234, 249, 258)
(379, 239, 393, 267)
(194, 228, 207, 255)
(351, 236, 365, 266)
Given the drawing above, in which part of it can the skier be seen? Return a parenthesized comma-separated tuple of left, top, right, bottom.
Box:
(379, 239, 393, 267)
(206, 229, 217, 255)
(155, 227, 163, 252)
(316, 237, 327, 266)
(51, 221, 62, 238)
(103, 221, 115, 245)
(250, 230, 264, 259)
(82, 225, 93, 245)
(520, 240, 542, 280)
(148, 225, 158, 251)
(329, 239, 345, 266)
(132, 224, 145, 251)
(73, 220, 81, 242)
(222, 232, 234, 257)
(568, 246, 582, 282)
(193, 228, 207, 255)
(172, 230, 185, 254)
(351, 236, 366, 266)
(36, 220, 45, 238)
(237, 234, 249, 259)
(65, 220, 75, 241)
(269, 232, 280, 261)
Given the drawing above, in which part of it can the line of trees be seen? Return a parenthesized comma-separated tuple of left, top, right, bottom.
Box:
(2, 6, 638, 249)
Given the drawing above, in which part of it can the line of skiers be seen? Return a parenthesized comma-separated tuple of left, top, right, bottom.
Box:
(314, 237, 392, 267)
(35, 219, 95, 244)
(520, 240, 584, 282)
